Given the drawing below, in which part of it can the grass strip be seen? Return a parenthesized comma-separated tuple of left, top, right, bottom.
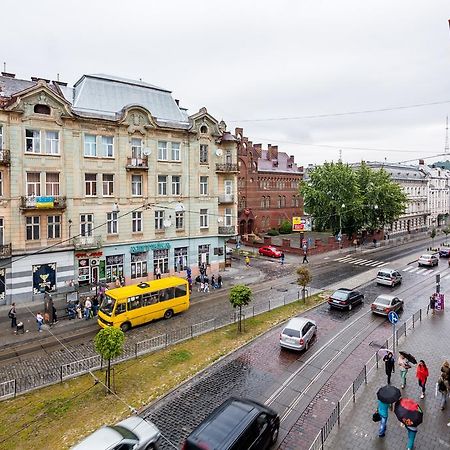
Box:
(0, 293, 326, 450)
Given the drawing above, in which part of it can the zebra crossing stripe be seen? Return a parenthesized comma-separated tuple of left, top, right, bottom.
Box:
(376, 262, 389, 268)
(366, 261, 383, 266)
(354, 259, 371, 265)
(416, 268, 428, 274)
(408, 267, 419, 273)
(402, 267, 413, 272)
(334, 256, 352, 261)
(351, 259, 367, 264)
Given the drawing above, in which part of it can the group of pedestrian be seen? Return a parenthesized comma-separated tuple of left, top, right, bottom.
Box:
(67, 295, 100, 321)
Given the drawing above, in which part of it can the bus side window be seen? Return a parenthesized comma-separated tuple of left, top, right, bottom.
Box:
(174, 284, 187, 298)
(115, 303, 126, 315)
(143, 292, 158, 306)
(159, 288, 174, 302)
(127, 295, 142, 310)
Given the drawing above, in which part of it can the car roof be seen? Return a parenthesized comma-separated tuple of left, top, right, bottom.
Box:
(377, 268, 398, 273)
(335, 288, 352, 292)
(72, 426, 124, 450)
(420, 253, 435, 257)
(374, 294, 397, 302)
(284, 317, 312, 329)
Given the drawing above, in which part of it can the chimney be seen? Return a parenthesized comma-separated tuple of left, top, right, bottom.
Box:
(1, 72, 15, 78)
(175, 99, 179, 106)
(418, 159, 425, 165)
(235, 127, 243, 137)
(31, 76, 51, 83)
(53, 80, 68, 86)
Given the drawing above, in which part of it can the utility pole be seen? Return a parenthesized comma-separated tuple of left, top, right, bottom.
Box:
(445, 116, 449, 154)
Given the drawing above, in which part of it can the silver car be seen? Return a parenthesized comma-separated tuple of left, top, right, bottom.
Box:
(418, 253, 439, 267)
(71, 416, 160, 450)
(280, 317, 317, 351)
(370, 294, 404, 316)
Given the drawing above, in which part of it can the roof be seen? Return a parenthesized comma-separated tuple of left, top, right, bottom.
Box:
(257, 150, 302, 174)
(285, 317, 310, 328)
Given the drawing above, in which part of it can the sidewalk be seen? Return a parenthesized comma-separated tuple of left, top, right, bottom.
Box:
(324, 310, 450, 449)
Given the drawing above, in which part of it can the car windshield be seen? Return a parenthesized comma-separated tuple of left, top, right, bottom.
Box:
(332, 291, 350, 300)
(100, 295, 116, 316)
(378, 272, 391, 278)
(421, 255, 433, 259)
(282, 328, 301, 338)
(375, 297, 391, 306)
(110, 425, 138, 441)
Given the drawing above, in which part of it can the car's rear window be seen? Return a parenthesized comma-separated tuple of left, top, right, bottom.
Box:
(421, 255, 433, 258)
(110, 425, 138, 440)
(375, 297, 391, 306)
(332, 291, 349, 300)
(282, 328, 301, 338)
(377, 272, 391, 278)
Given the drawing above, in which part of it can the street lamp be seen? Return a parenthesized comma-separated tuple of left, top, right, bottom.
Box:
(338, 203, 345, 249)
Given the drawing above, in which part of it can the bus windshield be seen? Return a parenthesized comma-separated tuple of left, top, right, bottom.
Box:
(100, 295, 116, 316)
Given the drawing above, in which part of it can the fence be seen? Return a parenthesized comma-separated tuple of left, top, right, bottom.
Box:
(0, 287, 312, 401)
(308, 307, 426, 450)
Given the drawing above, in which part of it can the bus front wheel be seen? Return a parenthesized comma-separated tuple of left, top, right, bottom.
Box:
(120, 322, 131, 332)
(164, 309, 174, 319)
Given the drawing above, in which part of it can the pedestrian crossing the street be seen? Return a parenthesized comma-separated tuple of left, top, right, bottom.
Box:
(333, 255, 388, 267)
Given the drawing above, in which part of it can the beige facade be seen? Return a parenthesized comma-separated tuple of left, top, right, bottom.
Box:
(0, 74, 237, 304)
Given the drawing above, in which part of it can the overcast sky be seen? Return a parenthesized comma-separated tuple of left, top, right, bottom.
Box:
(3, 0, 450, 165)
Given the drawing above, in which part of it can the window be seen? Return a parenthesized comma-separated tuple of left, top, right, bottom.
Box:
(106, 254, 124, 283)
(34, 104, 50, 115)
(155, 210, 164, 230)
(198, 244, 210, 266)
(26, 130, 40, 153)
(45, 131, 59, 155)
(26, 172, 41, 196)
(200, 125, 208, 134)
(224, 208, 232, 226)
(132, 211, 142, 233)
(131, 252, 148, 279)
(158, 141, 168, 160)
(80, 214, 94, 236)
(200, 176, 208, 195)
(224, 180, 233, 195)
(85, 173, 97, 196)
(131, 175, 142, 196)
(175, 211, 184, 229)
(200, 209, 208, 228)
(239, 196, 247, 208)
(200, 144, 208, 164)
(171, 175, 181, 195)
(0, 172, 3, 197)
(102, 174, 114, 196)
(171, 142, 181, 161)
(261, 196, 266, 208)
(101, 136, 114, 158)
(278, 196, 282, 208)
(174, 247, 188, 271)
(84, 134, 97, 157)
(0, 125, 3, 151)
(107, 212, 118, 234)
(157, 175, 168, 196)
(153, 249, 169, 275)
(26, 216, 40, 240)
(0, 218, 3, 244)
(45, 172, 60, 196)
(47, 215, 61, 239)
(131, 138, 142, 159)
(267, 196, 270, 207)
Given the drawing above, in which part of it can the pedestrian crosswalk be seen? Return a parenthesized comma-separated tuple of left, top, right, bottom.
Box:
(401, 265, 450, 279)
(333, 255, 389, 267)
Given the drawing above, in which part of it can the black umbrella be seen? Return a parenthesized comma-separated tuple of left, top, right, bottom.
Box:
(377, 385, 401, 404)
(394, 398, 423, 427)
(399, 351, 417, 365)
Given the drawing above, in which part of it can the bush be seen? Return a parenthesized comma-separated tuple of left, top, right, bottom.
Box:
(267, 229, 279, 236)
(279, 220, 292, 234)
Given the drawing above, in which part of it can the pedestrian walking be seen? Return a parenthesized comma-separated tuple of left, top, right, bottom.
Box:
(302, 248, 309, 264)
(416, 360, 429, 399)
(383, 352, 395, 385)
(398, 353, 411, 389)
(441, 360, 450, 389)
(204, 281, 210, 293)
(436, 376, 448, 410)
(377, 399, 390, 437)
(115, 277, 121, 288)
(405, 425, 418, 450)
(429, 293, 436, 315)
(84, 297, 92, 320)
(76, 302, 83, 319)
(36, 312, 44, 332)
(187, 276, 193, 294)
(8, 303, 17, 329)
(51, 305, 58, 324)
(245, 255, 250, 267)
(280, 252, 285, 265)
(92, 296, 99, 316)
(155, 266, 162, 280)
(217, 274, 222, 288)
(211, 275, 216, 289)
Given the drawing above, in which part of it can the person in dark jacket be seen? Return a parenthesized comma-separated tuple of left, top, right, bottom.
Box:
(8, 303, 17, 329)
(383, 352, 395, 384)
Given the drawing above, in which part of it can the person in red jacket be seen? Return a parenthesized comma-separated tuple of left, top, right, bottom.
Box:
(416, 360, 429, 399)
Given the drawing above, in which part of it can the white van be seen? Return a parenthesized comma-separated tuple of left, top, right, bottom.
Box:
(376, 268, 402, 287)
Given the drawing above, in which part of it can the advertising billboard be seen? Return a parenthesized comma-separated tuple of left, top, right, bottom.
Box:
(292, 216, 312, 232)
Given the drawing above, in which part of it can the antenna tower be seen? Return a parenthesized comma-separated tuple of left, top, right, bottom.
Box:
(445, 116, 449, 154)
(338, 149, 342, 162)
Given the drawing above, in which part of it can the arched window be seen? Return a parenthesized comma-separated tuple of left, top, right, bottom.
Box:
(200, 125, 208, 134)
(267, 196, 270, 208)
(261, 196, 266, 208)
(34, 104, 50, 115)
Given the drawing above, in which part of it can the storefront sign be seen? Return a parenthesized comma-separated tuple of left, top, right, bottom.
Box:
(292, 216, 312, 232)
(32, 263, 56, 294)
(75, 251, 103, 258)
(130, 242, 171, 253)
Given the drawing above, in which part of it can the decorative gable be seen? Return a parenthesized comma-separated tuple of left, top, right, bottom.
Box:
(118, 106, 157, 135)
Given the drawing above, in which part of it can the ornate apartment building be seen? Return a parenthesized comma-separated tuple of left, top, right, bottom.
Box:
(236, 128, 303, 235)
(0, 73, 237, 305)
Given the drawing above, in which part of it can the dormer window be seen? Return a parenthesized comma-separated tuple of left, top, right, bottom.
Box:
(200, 125, 208, 134)
(34, 104, 50, 115)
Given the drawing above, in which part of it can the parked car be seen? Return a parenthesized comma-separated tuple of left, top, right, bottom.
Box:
(376, 269, 402, 287)
(418, 253, 439, 267)
(439, 248, 450, 258)
(370, 294, 404, 316)
(258, 246, 282, 258)
(279, 317, 317, 351)
(72, 416, 160, 450)
(328, 288, 364, 311)
(182, 397, 280, 450)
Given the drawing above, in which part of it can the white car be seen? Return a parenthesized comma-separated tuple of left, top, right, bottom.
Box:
(280, 317, 317, 351)
(418, 253, 439, 267)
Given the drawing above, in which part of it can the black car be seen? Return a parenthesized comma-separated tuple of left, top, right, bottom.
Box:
(439, 248, 450, 258)
(328, 288, 364, 311)
(182, 397, 280, 450)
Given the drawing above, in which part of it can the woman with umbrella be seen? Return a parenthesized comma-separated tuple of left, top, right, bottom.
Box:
(376, 385, 401, 437)
(394, 398, 423, 450)
(398, 351, 416, 389)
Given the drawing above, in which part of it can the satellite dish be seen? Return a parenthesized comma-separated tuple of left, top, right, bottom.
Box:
(163, 219, 172, 228)
(143, 147, 152, 156)
(217, 217, 224, 223)
(215, 149, 223, 157)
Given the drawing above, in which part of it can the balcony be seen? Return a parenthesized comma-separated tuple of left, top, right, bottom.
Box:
(20, 196, 67, 210)
(73, 235, 103, 250)
(218, 194, 234, 204)
(216, 163, 239, 173)
(0, 244, 12, 258)
(218, 226, 236, 236)
(0, 149, 11, 166)
(126, 156, 149, 170)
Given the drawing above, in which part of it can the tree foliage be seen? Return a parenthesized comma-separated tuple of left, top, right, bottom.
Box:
(442, 227, 450, 243)
(229, 285, 252, 332)
(300, 161, 407, 236)
(279, 220, 292, 234)
(296, 266, 312, 299)
(94, 327, 125, 392)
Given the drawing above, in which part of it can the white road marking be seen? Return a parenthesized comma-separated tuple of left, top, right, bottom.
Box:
(416, 268, 428, 274)
(402, 267, 413, 272)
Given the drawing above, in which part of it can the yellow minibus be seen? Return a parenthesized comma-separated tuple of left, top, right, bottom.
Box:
(97, 276, 190, 331)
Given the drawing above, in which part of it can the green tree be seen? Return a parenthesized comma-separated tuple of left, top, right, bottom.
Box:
(229, 285, 252, 332)
(94, 327, 125, 393)
(430, 227, 436, 247)
(442, 226, 450, 243)
(279, 220, 292, 234)
(296, 266, 312, 300)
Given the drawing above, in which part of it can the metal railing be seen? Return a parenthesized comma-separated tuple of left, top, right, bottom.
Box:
(126, 156, 149, 169)
(0, 287, 313, 400)
(218, 226, 236, 235)
(308, 307, 425, 450)
(0, 149, 11, 165)
(20, 195, 67, 209)
(215, 163, 239, 173)
(73, 235, 103, 250)
(0, 243, 12, 258)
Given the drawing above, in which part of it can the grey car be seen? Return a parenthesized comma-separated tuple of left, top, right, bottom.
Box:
(71, 416, 160, 450)
(280, 317, 317, 351)
(370, 294, 404, 316)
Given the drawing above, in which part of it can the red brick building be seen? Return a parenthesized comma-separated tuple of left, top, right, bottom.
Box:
(236, 128, 304, 236)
